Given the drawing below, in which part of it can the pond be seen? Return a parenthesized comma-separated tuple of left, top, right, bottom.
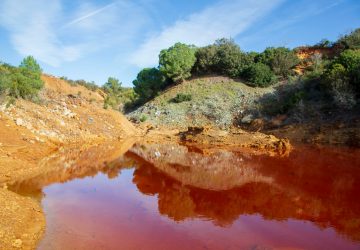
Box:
(9, 142, 360, 250)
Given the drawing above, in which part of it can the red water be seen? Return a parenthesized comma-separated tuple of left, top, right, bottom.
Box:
(16, 145, 360, 250)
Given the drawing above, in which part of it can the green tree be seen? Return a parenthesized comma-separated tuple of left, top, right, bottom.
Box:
(256, 47, 299, 77)
(337, 28, 360, 50)
(192, 44, 218, 74)
(335, 49, 360, 93)
(212, 38, 251, 77)
(133, 68, 166, 102)
(103, 77, 123, 109)
(323, 63, 356, 108)
(159, 43, 196, 82)
(0, 62, 43, 100)
(19, 55, 42, 73)
(243, 63, 277, 87)
(336, 49, 360, 72)
(104, 77, 122, 95)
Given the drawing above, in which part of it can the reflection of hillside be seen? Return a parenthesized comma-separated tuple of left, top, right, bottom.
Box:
(8, 139, 136, 199)
(7, 139, 360, 243)
(130, 143, 274, 190)
(129, 144, 360, 242)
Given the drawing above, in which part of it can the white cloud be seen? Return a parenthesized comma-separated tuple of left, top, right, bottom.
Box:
(130, 0, 284, 68)
(0, 0, 81, 66)
(0, 0, 148, 67)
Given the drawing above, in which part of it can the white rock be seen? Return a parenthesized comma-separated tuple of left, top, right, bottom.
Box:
(154, 151, 161, 158)
(15, 118, 24, 126)
(241, 114, 253, 124)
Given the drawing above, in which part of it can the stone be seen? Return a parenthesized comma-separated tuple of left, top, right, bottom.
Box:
(241, 114, 253, 124)
(15, 118, 24, 126)
(12, 239, 22, 248)
(154, 151, 161, 158)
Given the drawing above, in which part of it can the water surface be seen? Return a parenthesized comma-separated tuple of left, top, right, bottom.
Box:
(11, 143, 360, 250)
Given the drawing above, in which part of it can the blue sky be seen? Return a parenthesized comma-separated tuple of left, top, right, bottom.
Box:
(0, 0, 359, 87)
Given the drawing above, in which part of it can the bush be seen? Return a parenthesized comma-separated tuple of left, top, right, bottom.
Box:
(192, 45, 218, 74)
(314, 39, 333, 48)
(103, 77, 121, 95)
(0, 59, 43, 100)
(323, 63, 356, 108)
(159, 43, 196, 82)
(133, 68, 166, 103)
(60, 77, 99, 91)
(336, 49, 360, 72)
(256, 47, 299, 77)
(243, 63, 277, 87)
(212, 38, 252, 77)
(332, 49, 360, 94)
(171, 93, 192, 103)
(139, 114, 147, 122)
(337, 28, 360, 50)
(19, 56, 42, 73)
(192, 38, 253, 78)
(102, 78, 138, 111)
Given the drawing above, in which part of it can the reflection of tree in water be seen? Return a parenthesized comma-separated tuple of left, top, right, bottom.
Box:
(133, 165, 196, 221)
(133, 162, 299, 226)
(130, 147, 360, 240)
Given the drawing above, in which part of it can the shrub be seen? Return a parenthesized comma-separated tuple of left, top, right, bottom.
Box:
(133, 68, 166, 103)
(256, 47, 299, 77)
(333, 49, 360, 93)
(139, 114, 147, 122)
(102, 77, 122, 109)
(0, 60, 43, 100)
(315, 39, 333, 48)
(212, 38, 252, 77)
(60, 77, 99, 91)
(243, 63, 277, 87)
(19, 56, 42, 73)
(323, 63, 356, 108)
(192, 38, 253, 78)
(337, 28, 360, 50)
(336, 49, 360, 72)
(159, 43, 196, 82)
(192, 45, 218, 74)
(103, 77, 122, 95)
(171, 93, 192, 103)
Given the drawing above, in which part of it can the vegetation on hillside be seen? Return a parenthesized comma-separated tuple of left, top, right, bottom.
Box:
(130, 38, 304, 105)
(129, 28, 360, 115)
(1, 28, 359, 125)
(159, 42, 196, 82)
(102, 77, 137, 111)
(59, 76, 100, 92)
(133, 68, 166, 104)
(0, 56, 43, 102)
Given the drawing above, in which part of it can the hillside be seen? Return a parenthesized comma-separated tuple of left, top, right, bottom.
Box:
(128, 76, 276, 129)
(0, 74, 138, 183)
(128, 75, 360, 145)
